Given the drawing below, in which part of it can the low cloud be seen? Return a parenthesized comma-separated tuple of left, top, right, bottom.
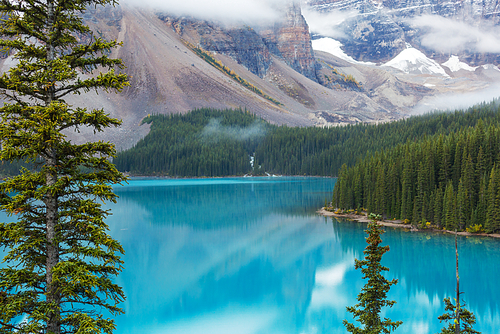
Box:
(122, 0, 291, 25)
(411, 15, 500, 53)
(302, 7, 356, 39)
(201, 119, 267, 142)
(412, 83, 500, 115)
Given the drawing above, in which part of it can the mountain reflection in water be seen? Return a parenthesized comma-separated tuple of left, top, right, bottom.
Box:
(100, 178, 500, 334)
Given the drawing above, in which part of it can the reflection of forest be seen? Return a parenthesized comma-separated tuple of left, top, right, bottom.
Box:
(332, 217, 500, 316)
(113, 178, 335, 228)
(106, 179, 500, 333)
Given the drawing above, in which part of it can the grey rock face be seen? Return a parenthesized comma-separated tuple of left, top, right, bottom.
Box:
(159, 2, 320, 82)
(308, 0, 406, 62)
(307, 0, 500, 65)
(202, 27, 272, 78)
(258, 1, 319, 81)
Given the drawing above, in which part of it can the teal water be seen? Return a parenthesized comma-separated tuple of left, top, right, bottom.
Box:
(105, 177, 500, 334)
(2, 177, 499, 333)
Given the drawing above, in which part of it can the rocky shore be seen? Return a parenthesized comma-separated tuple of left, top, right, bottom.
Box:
(317, 208, 500, 239)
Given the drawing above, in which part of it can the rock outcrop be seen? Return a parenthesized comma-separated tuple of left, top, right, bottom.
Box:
(258, 1, 318, 81)
(159, 16, 272, 78)
(307, 0, 407, 63)
(159, 1, 320, 82)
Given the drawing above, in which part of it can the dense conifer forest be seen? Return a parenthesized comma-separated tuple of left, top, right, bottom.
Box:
(333, 109, 500, 233)
(3, 102, 500, 179)
(113, 108, 268, 177)
(113, 101, 500, 178)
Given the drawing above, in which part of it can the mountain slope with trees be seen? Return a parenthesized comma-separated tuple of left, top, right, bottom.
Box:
(114, 108, 268, 176)
(333, 107, 500, 233)
(114, 100, 500, 178)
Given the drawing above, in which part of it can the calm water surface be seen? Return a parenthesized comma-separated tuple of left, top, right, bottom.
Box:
(105, 177, 500, 334)
(4, 177, 497, 333)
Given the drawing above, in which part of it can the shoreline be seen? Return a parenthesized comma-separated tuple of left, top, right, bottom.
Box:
(317, 208, 500, 239)
(124, 174, 335, 180)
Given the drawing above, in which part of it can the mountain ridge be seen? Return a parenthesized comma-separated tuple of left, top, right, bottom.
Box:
(1, 1, 497, 150)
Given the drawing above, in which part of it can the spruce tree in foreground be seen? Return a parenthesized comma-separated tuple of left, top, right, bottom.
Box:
(437, 233, 480, 334)
(343, 222, 402, 334)
(0, 0, 128, 333)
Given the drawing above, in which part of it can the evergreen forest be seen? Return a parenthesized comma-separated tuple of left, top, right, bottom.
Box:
(112, 101, 500, 179)
(333, 115, 500, 233)
(113, 108, 269, 177)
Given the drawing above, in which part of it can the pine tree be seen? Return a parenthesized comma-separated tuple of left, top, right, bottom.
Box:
(438, 233, 480, 334)
(486, 165, 500, 233)
(343, 222, 402, 334)
(0, 1, 128, 333)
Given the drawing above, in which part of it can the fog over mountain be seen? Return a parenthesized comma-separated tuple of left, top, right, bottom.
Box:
(122, 0, 291, 24)
(2, 0, 497, 149)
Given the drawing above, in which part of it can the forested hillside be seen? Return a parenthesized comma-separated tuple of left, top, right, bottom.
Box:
(333, 116, 500, 233)
(254, 101, 500, 175)
(113, 101, 500, 178)
(113, 108, 268, 177)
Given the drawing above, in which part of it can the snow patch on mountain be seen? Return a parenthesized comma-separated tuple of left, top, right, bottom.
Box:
(442, 56, 477, 72)
(312, 37, 375, 65)
(481, 64, 500, 71)
(382, 47, 449, 77)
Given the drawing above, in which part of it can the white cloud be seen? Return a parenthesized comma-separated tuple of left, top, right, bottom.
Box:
(411, 15, 500, 53)
(122, 0, 293, 25)
(302, 7, 356, 39)
(412, 82, 500, 115)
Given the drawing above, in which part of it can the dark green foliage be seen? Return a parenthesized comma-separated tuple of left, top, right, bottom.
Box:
(114, 99, 500, 178)
(343, 222, 402, 334)
(438, 298, 480, 334)
(0, 0, 128, 333)
(256, 100, 500, 177)
(334, 102, 500, 233)
(114, 108, 266, 177)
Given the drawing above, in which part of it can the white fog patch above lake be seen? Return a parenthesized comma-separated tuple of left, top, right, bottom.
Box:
(200, 119, 267, 142)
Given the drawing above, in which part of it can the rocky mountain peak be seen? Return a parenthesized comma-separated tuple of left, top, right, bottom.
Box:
(159, 1, 318, 82)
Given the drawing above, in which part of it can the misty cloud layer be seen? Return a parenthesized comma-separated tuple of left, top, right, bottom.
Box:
(412, 83, 500, 115)
(122, 0, 292, 24)
(411, 15, 500, 54)
(302, 7, 355, 39)
(201, 119, 267, 142)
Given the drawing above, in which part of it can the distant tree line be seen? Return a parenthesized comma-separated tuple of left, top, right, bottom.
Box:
(333, 118, 500, 233)
(113, 108, 267, 177)
(255, 100, 500, 176)
(110, 100, 500, 178)
(5, 101, 500, 179)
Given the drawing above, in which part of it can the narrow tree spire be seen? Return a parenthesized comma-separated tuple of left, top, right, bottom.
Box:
(343, 222, 402, 334)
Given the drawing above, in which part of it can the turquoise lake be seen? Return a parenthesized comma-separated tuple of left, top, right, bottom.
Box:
(2, 177, 499, 333)
(104, 177, 500, 334)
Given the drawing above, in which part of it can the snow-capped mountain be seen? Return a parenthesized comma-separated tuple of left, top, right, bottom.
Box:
(383, 47, 449, 77)
(305, 0, 500, 66)
(442, 56, 478, 72)
(6, 1, 497, 149)
(312, 38, 375, 65)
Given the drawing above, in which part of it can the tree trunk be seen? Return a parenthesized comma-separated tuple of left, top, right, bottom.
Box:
(45, 154, 60, 334)
(45, 0, 60, 333)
